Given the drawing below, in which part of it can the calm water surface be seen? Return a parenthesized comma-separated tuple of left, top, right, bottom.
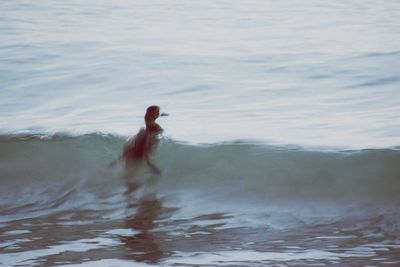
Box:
(1, 0, 400, 148)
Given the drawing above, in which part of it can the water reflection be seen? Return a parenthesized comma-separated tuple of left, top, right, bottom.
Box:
(121, 170, 174, 264)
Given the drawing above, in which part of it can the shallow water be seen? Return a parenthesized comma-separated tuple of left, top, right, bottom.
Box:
(1, 0, 400, 266)
(2, 205, 400, 266)
(1, 135, 400, 266)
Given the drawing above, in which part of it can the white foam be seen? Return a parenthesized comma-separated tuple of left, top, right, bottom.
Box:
(3, 230, 31, 236)
(0, 237, 120, 266)
(166, 248, 378, 266)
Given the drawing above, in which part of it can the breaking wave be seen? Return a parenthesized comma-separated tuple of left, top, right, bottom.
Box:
(0, 133, 399, 224)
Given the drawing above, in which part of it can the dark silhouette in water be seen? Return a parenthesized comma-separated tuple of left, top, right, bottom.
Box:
(120, 107, 176, 263)
(121, 196, 175, 263)
(122, 105, 167, 174)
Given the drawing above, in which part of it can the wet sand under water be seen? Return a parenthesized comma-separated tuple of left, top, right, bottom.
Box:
(1, 194, 400, 267)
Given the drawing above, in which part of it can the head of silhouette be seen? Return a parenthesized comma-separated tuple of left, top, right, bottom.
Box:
(144, 105, 165, 132)
(145, 105, 160, 123)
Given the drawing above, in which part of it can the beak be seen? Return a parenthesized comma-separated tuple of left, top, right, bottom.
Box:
(160, 112, 169, 117)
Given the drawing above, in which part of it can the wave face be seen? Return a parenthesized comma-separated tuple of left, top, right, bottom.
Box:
(1, 132, 400, 266)
(1, 133, 399, 222)
(157, 140, 400, 203)
(0, 134, 400, 233)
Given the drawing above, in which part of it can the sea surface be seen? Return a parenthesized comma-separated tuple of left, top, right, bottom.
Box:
(1, 0, 400, 266)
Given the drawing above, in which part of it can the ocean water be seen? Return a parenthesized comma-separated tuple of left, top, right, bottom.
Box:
(1, 0, 400, 266)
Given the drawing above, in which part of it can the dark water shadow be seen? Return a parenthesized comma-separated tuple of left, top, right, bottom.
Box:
(121, 168, 177, 264)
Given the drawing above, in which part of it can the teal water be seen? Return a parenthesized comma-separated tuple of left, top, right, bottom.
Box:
(0, 135, 400, 266)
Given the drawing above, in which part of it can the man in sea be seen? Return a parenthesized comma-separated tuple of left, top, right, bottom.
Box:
(122, 105, 167, 174)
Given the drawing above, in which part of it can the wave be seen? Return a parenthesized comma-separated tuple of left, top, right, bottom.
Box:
(1, 133, 399, 219)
